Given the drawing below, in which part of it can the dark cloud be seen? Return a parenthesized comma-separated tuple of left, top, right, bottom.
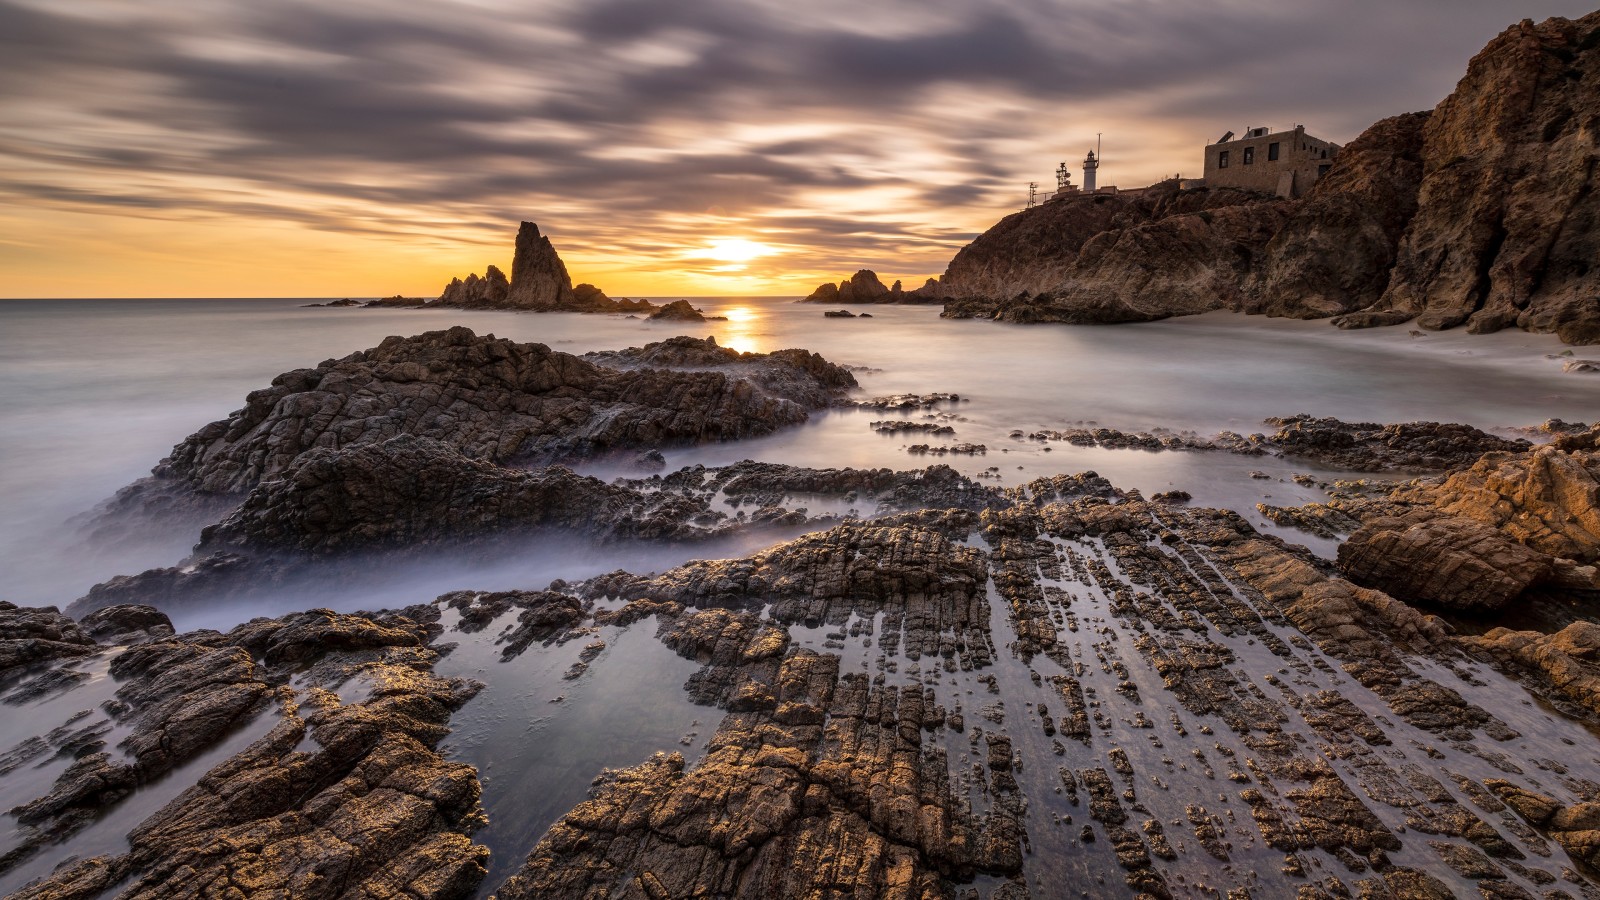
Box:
(1, 0, 1596, 286)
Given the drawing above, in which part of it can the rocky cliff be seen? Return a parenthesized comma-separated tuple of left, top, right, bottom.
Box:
(1335, 12, 1600, 343)
(937, 183, 1290, 323)
(929, 11, 1600, 342)
(1245, 112, 1431, 318)
(430, 222, 653, 313)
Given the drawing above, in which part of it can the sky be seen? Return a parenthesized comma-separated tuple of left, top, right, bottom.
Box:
(1, 0, 1594, 298)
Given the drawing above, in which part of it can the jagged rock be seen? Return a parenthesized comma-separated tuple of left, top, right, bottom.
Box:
(0, 603, 96, 682)
(76, 605, 173, 645)
(427, 222, 651, 314)
(437, 264, 510, 307)
(1419, 446, 1600, 563)
(199, 435, 720, 556)
(802, 270, 894, 304)
(1261, 414, 1527, 470)
(1487, 780, 1600, 871)
(1246, 111, 1432, 318)
(1335, 12, 1600, 343)
(646, 299, 707, 321)
(98, 329, 856, 524)
(1337, 514, 1555, 612)
(9, 608, 485, 900)
(823, 309, 856, 318)
(1467, 622, 1600, 717)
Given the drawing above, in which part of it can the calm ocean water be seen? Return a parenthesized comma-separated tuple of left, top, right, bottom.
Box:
(1, 296, 1595, 894)
(0, 296, 1590, 618)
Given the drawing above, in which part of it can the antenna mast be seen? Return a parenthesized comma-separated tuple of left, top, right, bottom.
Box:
(1026, 182, 1038, 209)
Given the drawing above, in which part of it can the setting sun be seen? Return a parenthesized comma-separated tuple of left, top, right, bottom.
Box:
(703, 238, 773, 263)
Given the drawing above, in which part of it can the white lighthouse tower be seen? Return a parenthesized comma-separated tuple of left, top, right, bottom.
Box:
(1083, 149, 1099, 193)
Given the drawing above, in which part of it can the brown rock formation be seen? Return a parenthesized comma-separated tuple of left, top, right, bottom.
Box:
(936, 183, 1290, 323)
(928, 12, 1600, 342)
(3, 607, 486, 900)
(1336, 514, 1554, 612)
(1336, 12, 1600, 343)
(428, 222, 653, 314)
(1245, 111, 1432, 318)
(801, 269, 902, 304)
(1468, 622, 1600, 717)
(97, 328, 857, 525)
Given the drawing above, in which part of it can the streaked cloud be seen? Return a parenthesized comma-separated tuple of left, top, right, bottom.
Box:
(1, 0, 1593, 297)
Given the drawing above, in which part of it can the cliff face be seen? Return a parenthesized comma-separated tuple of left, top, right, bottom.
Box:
(1246, 112, 1431, 318)
(938, 183, 1289, 323)
(1335, 13, 1600, 343)
(930, 11, 1600, 342)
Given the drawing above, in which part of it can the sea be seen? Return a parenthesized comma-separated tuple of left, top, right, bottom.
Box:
(0, 296, 1594, 894)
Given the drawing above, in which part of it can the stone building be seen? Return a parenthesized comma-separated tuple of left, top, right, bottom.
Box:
(1203, 125, 1339, 198)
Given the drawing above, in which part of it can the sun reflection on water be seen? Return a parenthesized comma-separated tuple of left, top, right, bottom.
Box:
(713, 304, 767, 354)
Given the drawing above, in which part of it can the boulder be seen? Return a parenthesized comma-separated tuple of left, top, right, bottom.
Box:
(1337, 514, 1555, 612)
(647, 299, 707, 321)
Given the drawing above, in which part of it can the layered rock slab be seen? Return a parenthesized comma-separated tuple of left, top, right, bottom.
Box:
(97, 329, 856, 526)
(4, 607, 487, 900)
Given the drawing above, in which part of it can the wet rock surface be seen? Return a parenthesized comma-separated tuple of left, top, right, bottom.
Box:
(1262, 435, 1600, 617)
(96, 328, 857, 530)
(470, 453, 1600, 899)
(71, 457, 1002, 615)
(1018, 413, 1526, 472)
(1, 606, 486, 900)
(9, 423, 1600, 898)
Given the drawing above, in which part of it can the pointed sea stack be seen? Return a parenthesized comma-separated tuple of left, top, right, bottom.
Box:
(428, 221, 653, 313)
(505, 221, 577, 309)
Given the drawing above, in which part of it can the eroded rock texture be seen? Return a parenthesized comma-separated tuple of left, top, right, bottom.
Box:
(936, 182, 1290, 324)
(1331, 441, 1600, 613)
(473, 450, 1600, 899)
(1245, 112, 1432, 318)
(97, 329, 856, 527)
(1337, 11, 1600, 343)
(73, 454, 1004, 616)
(3, 607, 486, 900)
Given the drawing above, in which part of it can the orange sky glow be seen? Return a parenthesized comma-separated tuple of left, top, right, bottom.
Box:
(2, 0, 1594, 299)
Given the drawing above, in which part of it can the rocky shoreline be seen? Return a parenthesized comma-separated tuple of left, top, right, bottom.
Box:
(0, 320, 1595, 897)
(6, 410, 1600, 898)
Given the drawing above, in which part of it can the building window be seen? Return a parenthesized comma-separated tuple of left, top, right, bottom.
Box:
(1268, 142, 1280, 161)
(1318, 164, 1332, 177)
(1218, 150, 1230, 169)
(1243, 146, 1255, 165)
